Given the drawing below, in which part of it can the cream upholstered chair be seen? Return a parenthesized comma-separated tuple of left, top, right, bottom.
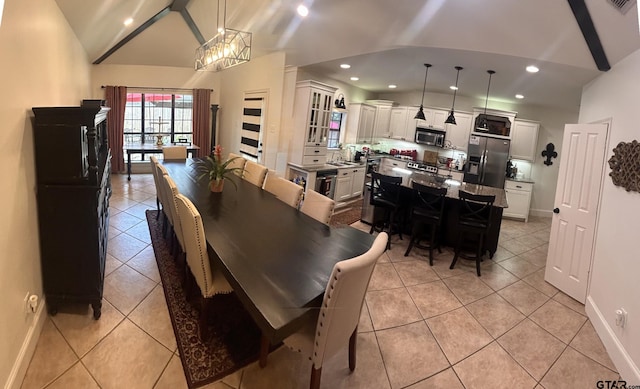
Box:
(227, 152, 247, 177)
(284, 232, 388, 389)
(242, 160, 268, 188)
(149, 156, 162, 216)
(300, 190, 335, 224)
(174, 193, 233, 340)
(263, 173, 304, 208)
(162, 145, 187, 160)
(156, 164, 171, 234)
(160, 174, 185, 261)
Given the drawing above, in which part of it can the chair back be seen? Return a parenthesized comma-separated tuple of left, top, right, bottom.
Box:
(264, 173, 304, 208)
(242, 160, 268, 188)
(312, 232, 388, 368)
(161, 174, 184, 247)
(410, 181, 447, 221)
(162, 146, 187, 160)
(149, 156, 161, 195)
(227, 152, 246, 176)
(174, 193, 232, 298)
(156, 164, 171, 222)
(300, 190, 335, 224)
(370, 172, 402, 206)
(458, 190, 495, 229)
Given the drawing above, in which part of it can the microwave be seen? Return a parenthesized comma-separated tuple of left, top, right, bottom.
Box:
(474, 114, 511, 137)
(415, 127, 445, 147)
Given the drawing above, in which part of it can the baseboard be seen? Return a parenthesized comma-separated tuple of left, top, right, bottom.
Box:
(529, 208, 552, 218)
(4, 298, 47, 389)
(586, 295, 640, 384)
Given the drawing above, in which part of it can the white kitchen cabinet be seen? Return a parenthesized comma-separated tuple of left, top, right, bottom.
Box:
(345, 103, 376, 144)
(334, 166, 366, 201)
(511, 120, 540, 161)
(389, 107, 409, 140)
(368, 100, 394, 139)
(445, 112, 472, 152)
(290, 80, 337, 166)
(416, 107, 448, 130)
(504, 180, 533, 222)
(438, 168, 464, 183)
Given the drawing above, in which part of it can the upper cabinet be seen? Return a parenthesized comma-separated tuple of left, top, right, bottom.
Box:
(389, 107, 410, 140)
(445, 112, 472, 152)
(345, 102, 376, 144)
(368, 100, 394, 139)
(416, 107, 448, 130)
(290, 80, 337, 165)
(510, 120, 540, 161)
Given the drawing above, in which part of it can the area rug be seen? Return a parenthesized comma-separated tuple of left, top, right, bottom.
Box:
(145, 210, 263, 388)
(330, 204, 363, 227)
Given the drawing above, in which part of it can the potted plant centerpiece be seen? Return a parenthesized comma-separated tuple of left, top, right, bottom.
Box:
(195, 145, 244, 192)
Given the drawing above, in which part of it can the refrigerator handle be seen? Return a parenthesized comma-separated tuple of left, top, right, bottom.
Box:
(480, 149, 487, 183)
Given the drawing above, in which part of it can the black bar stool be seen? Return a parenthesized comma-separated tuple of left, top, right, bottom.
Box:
(369, 172, 402, 249)
(449, 191, 495, 276)
(404, 182, 447, 265)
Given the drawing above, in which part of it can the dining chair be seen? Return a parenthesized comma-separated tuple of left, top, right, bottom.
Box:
(404, 182, 447, 265)
(160, 174, 185, 263)
(369, 172, 403, 249)
(174, 193, 234, 340)
(156, 164, 171, 234)
(149, 156, 161, 215)
(263, 173, 304, 208)
(300, 190, 335, 224)
(242, 160, 268, 188)
(162, 145, 187, 160)
(227, 152, 246, 176)
(449, 190, 495, 276)
(283, 232, 388, 389)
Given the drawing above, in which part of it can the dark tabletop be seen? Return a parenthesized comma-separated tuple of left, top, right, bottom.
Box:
(163, 159, 375, 342)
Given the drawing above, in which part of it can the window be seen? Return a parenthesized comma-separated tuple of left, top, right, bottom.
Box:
(327, 111, 343, 149)
(123, 92, 193, 161)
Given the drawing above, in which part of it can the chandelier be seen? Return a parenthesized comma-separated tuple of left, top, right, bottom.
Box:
(195, 0, 252, 71)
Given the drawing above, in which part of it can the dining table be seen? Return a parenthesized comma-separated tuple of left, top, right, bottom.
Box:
(162, 159, 376, 366)
(124, 143, 200, 180)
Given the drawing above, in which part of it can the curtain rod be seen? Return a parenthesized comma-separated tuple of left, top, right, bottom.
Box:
(101, 86, 213, 92)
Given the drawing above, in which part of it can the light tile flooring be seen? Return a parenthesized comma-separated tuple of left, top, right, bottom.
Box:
(21, 174, 620, 389)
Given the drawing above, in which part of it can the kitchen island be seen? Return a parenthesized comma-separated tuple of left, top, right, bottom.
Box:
(367, 168, 508, 258)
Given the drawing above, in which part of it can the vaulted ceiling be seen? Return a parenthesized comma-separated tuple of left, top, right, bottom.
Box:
(55, 0, 640, 111)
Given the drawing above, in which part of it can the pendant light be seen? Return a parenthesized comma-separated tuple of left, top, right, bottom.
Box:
(414, 63, 432, 120)
(444, 66, 463, 125)
(478, 70, 495, 130)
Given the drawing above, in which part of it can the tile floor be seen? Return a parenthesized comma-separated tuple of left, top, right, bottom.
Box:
(20, 173, 620, 389)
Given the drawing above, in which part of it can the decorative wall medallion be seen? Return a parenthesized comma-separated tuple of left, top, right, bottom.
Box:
(608, 140, 640, 192)
(541, 143, 558, 166)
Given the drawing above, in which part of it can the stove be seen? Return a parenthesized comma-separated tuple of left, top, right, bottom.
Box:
(406, 161, 438, 174)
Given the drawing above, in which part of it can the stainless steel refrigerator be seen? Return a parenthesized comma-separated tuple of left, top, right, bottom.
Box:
(463, 134, 510, 188)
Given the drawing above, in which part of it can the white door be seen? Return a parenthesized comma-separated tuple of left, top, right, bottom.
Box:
(544, 123, 609, 303)
(240, 91, 267, 163)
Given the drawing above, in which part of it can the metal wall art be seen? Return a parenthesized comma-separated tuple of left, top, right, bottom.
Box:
(541, 143, 558, 166)
(608, 140, 640, 192)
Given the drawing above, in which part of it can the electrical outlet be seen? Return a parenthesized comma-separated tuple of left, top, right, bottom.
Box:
(23, 292, 30, 314)
(615, 308, 628, 328)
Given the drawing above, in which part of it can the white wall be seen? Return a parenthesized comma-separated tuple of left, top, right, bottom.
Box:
(579, 48, 640, 383)
(0, 0, 91, 386)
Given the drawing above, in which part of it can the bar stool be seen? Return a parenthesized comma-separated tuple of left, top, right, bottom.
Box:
(449, 191, 495, 276)
(404, 182, 447, 265)
(369, 172, 402, 249)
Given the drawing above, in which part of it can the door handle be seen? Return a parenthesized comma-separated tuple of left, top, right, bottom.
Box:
(553, 208, 560, 214)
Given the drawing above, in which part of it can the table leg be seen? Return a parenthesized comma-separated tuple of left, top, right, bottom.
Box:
(127, 152, 132, 181)
(259, 334, 269, 368)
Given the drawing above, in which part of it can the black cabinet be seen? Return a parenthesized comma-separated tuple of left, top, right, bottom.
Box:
(32, 104, 112, 319)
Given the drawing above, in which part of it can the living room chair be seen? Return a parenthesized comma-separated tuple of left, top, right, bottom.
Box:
(162, 145, 187, 160)
(175, 193, 234, 340)
(283, 232, 388, 389)
(449, 190, 495, 276)
(227, 152, 247, 176)
(242, 160, 268, 188)
(263, 173, 304, 208)
(404, 182, 447, 265)
(300, 190, 335, 224)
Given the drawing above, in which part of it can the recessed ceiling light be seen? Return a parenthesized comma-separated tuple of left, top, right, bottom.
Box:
(526, 65, 539, 73)
(350, 77, 359, 81)
(297, 5, 309, 17)
(388, 84, 397, 89)
(340, 64, 351, 69)
(123, 18, 134, 26)
(449, 86, 458, 90)
(515, 94, 524, 99)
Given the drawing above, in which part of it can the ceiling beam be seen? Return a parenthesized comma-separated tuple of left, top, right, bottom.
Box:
(93, 6, 172, 64)
(180, 9, 206, 45)
(567, 0, 611, 71)
(170, 0, 191, 12)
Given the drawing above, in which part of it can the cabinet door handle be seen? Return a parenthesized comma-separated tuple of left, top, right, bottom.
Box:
(343, 172, 348, 176)
(313, 159, 319, 162)
(516, 185, 522, 188)
(314, 150, 320, 153)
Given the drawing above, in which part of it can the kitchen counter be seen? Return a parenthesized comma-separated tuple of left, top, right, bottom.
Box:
(506, 177, 535, 184)
(288, 161, 365, 173)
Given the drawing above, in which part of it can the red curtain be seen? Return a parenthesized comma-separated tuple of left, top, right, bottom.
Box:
(104, 86, 127, 173)
(192, 89, 211, 157)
